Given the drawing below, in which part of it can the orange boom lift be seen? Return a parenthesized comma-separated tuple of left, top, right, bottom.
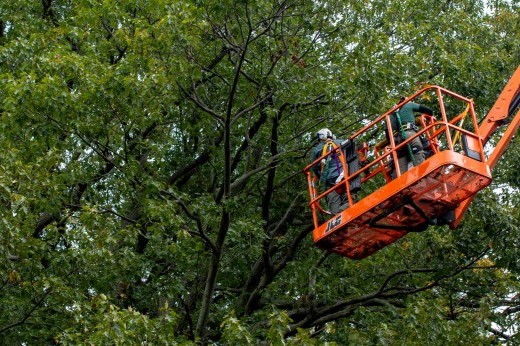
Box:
(304, 65, 520, 259)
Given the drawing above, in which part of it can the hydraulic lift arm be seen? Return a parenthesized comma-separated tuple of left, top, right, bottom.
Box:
(450, 64, 520, 228)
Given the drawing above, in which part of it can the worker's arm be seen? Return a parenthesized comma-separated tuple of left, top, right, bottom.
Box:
(410, 102, 433, 116)
(417, 104, 433, 115)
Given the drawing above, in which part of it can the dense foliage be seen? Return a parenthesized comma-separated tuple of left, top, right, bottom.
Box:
(1, 0, 519, 344)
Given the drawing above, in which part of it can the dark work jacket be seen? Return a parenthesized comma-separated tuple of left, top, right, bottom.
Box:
(388, 102, 433, 130)
(311, 139, 345, 184)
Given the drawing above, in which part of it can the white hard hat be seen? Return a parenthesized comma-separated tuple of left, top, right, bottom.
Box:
(316, 128, 333, 141)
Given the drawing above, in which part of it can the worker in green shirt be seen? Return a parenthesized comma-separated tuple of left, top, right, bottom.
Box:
(388, 97, 433, 175)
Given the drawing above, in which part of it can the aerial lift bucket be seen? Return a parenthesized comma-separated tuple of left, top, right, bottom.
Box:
(305, 86, 493, 259)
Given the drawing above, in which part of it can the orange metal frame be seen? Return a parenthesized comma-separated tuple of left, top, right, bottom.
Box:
(451, 64, 520, 227)
(304, 64, 520, 259)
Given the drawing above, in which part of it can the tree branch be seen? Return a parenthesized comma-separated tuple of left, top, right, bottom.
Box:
(0, 288, 52, 334)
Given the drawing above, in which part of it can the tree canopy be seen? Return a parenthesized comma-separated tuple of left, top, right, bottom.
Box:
(1, 0, 519, 344)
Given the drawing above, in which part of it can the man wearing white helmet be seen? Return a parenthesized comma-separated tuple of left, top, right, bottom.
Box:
(310, 128, 349, 214)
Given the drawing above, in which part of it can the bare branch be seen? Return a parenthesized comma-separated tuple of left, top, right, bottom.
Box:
(177, 81, 224, 123)
(0, 288, 52, 334)
(159, 189, 218, 255)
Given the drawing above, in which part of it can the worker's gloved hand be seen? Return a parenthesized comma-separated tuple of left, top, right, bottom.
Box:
(335, 172, 344, 184)
(340, 139, 351, 148)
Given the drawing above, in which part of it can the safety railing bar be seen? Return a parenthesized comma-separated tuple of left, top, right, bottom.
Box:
(351, 119, 482, 183)
(359, 122, 442, 179)
(348, 85, 474, 141)
(425, 121, 481, 143)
